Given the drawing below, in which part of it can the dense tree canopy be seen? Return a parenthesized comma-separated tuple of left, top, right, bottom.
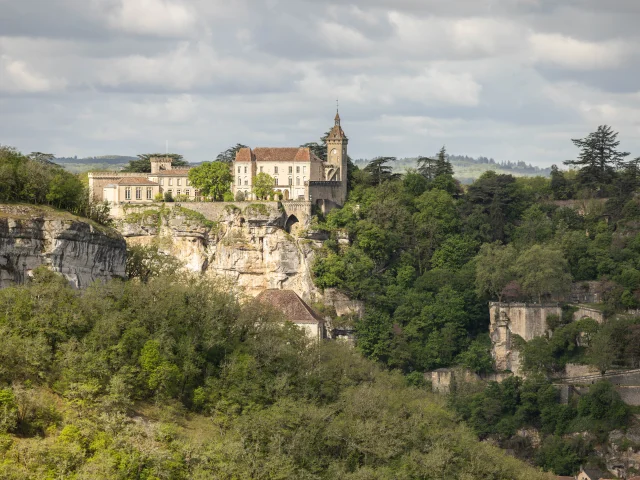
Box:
(187, 161, 233, 200)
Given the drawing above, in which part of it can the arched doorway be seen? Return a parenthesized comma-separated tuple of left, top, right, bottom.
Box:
(285, 214, 299, 233)
(283, 189, 290, 200)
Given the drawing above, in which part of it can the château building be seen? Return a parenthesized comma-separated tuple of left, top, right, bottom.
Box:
(88, 111, 349, 210)
(232, 111, 348, 208)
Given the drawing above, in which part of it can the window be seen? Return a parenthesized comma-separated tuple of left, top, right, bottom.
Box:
(177, 178, 181, 186)
(238, 166, 241, 173)
(135, 187, 142, 200)
(303, 176, 307, 184)
(260, 166, 263, 173)
(125, 187, 131, 200)
(185, 189, 190, 197)
(244, 166, 247, 174)
(186, 179, 190, 186)
(274, 166, 278, 174)
(168, 178, 173, 186)
(237, 177, 241, 185)
(296, 177, 300, 186)
(147, 188, 153, 200)
(159, 178, 164, 186)
(288, 166, 292, 174)
(274, 177, 278, 185)
(167, 189, 172, 195)
(303, 166, 306, 174)
(296, 166, 300, 173)
(288, 177, 292, 186)
(177, 189, 181, 196)
(244, 179, 248, 186)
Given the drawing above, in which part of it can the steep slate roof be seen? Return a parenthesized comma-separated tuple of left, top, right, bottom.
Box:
(235, 147, 322, 163)
(255, 289, 324, 324)
(327, 112, 347, 141)
(115, 177, 159, 186)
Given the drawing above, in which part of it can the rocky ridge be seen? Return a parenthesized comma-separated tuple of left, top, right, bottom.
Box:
(0, 204, 126, 288)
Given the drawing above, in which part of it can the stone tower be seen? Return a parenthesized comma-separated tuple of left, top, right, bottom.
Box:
(326, 110, 348, 204)
(150, 156, 173, 174)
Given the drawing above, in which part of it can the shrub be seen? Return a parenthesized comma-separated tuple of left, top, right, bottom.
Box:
(223, 191, 235, 202)
(164, 191, 174, 202)
(235, 191, 245, 202)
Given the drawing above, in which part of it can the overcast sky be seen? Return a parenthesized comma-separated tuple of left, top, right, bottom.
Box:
(1, 0, 639, 166)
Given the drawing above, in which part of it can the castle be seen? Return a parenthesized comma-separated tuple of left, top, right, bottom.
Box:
(88, 112, 349, 211)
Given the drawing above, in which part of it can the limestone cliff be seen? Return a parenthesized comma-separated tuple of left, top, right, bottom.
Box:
(0, 205, 126, 288)
(116, 203, 320, 299)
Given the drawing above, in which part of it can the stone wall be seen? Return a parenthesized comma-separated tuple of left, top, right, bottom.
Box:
(571, 305, 606, 324)
(489, 303, 562, 376)
(321, 288, 365, 318)
(489, 303, 562, 340)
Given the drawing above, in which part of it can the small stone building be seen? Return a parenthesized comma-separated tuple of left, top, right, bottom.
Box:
(577, 466, 614, 480)
(256, 289, 325, 340)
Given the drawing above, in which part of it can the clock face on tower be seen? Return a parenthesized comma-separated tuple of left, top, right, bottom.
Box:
(331, 149, 337, 155)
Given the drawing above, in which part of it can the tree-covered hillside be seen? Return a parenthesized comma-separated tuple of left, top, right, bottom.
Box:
(312, 127, 640, 475)
(0, 270, 552, 479)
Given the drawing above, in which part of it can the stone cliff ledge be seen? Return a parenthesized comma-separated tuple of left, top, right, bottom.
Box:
(0, 204, 126, 288)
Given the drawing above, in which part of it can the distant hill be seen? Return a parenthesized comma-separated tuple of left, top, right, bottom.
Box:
(55, 155, 137, 173)
(353, 155, 552, 184)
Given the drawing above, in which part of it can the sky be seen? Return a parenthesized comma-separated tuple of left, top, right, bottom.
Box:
(1, 0, 640, 166)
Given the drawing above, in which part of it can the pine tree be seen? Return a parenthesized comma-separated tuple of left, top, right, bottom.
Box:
(564, 125, 629, 188)
(417, 155, 436, 180)
(434, 146, 454, 177)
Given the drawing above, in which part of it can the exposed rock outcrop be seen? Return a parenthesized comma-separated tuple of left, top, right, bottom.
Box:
(116, 203, 321, 300)
(0, 205, 126, 288)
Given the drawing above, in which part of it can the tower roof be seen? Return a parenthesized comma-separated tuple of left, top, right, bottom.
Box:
(327, 110, 347, 141)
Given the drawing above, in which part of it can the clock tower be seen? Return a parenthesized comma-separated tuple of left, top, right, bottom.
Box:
(326, 110, 348, 179)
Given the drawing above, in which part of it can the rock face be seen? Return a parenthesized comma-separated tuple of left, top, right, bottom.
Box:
(117, 204, 320, 300)
(0, 205, 126, 288)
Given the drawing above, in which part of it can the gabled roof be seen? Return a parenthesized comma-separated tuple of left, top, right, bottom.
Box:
(115, 177, 159, 186)
(235, 147, 322, 163)
(255, 289, 324, 324)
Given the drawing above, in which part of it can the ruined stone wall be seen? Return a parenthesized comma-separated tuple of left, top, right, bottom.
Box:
(490, 303, 562, 375)
(489, 303, 561, 341)
(571, 305, 605, 324)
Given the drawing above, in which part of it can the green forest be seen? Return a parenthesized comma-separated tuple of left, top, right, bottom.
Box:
(2, 124, 640, 477)
(0, 271, 552, 479)
(311, 125, 640, 475)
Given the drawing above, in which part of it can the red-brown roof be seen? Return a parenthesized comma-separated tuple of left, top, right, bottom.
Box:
(153, 169, 191, 176)
(255, 289, 324, 324)
(116, 177, 159, 186)
(235, 147, 322, 163)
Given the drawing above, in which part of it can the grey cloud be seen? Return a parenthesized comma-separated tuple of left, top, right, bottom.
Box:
(1, 0, 640, 167)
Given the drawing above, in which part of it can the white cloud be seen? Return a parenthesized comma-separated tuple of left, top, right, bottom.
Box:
(0, 55, 66, 93)
(107, 0, 196, 36)
(392, 68, 482, 106)
(529, 33, 629, 70)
